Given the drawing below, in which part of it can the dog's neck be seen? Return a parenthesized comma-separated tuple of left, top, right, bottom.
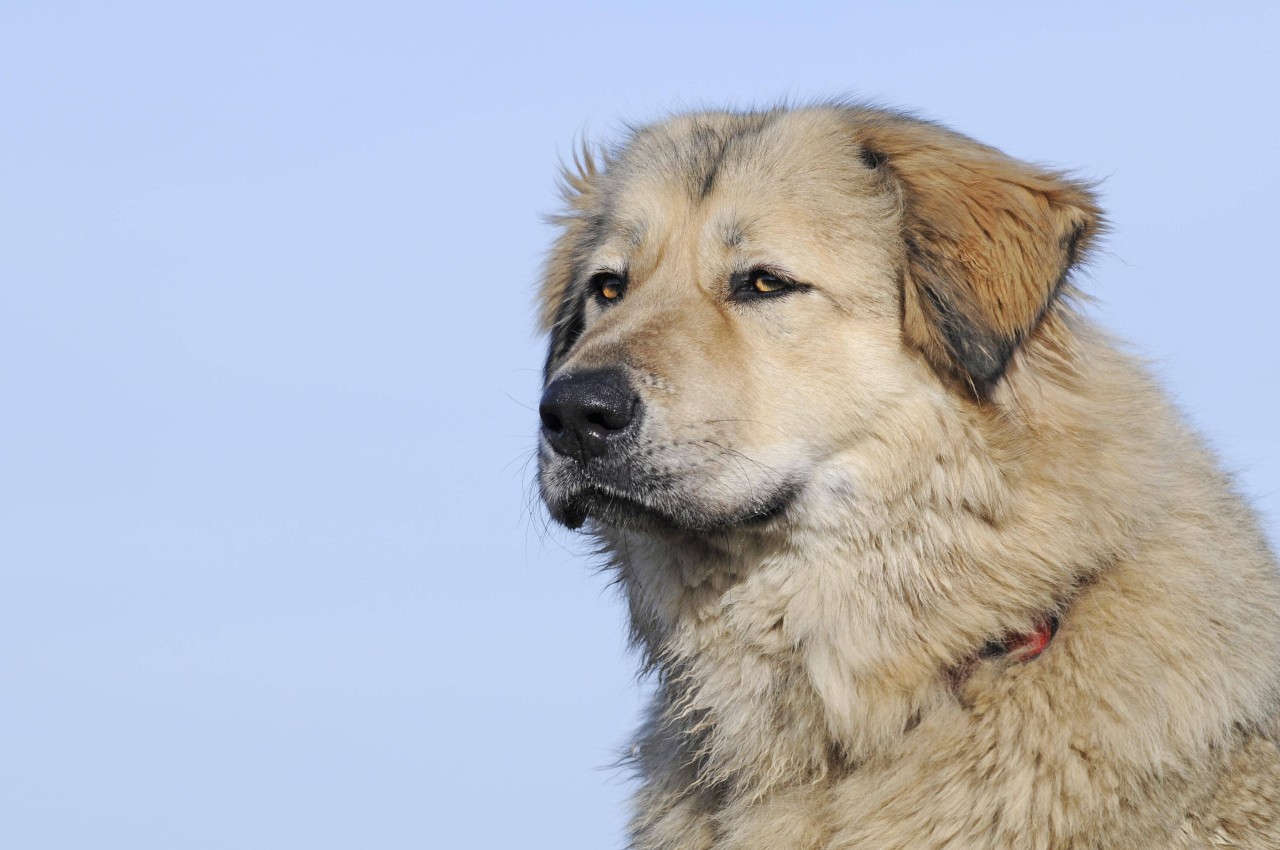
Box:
(602, 378, 1137, 796)
(601, 457, 1021, 794)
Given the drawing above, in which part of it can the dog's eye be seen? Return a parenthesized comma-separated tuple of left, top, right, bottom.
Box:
(591, 272, 626, 304)
(731, 268, 799, 302)
(751, 272, 786, 294)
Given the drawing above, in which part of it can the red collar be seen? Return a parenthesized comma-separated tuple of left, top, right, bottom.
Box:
(982, 617, 1060, 662)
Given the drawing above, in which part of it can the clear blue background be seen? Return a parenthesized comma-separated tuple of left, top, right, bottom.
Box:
(2, 2, 1276, 847)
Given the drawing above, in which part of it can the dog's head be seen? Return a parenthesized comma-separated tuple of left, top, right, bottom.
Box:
(536, 106, 1100, 534)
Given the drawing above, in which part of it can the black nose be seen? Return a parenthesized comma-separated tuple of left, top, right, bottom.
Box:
(539, 369, 638, 461)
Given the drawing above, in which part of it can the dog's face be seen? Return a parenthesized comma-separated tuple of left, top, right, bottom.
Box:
(537, 107, 1099, 535)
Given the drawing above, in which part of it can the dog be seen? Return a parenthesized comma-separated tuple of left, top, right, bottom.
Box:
(534, 103, 1280, 849)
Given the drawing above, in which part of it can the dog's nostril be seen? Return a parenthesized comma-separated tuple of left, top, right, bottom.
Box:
(540, 408, 564, 434)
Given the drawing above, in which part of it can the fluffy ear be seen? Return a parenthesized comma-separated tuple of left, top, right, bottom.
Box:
(858, 117, 1102, 396)
(539, 143, 603, 379)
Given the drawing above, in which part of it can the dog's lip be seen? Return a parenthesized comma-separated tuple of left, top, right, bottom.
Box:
(548, 486, 657, 530)
(549, 480, 800, 535)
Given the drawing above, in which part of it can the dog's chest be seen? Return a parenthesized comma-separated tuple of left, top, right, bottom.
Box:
(651, 558, 840, 790)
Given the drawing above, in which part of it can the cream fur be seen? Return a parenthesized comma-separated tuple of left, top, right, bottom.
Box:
(535, 104, 1280, 849)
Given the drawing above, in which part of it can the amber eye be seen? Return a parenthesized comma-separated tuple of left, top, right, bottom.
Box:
(731, 268, 800, 302)
(591, 272, 626, 304)
(751, 271, 786, 294)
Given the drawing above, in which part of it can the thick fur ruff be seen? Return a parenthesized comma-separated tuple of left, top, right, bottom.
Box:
(535, 104, 1280, 849)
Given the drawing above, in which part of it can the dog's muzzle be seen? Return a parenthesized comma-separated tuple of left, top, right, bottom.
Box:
(539, 368, 638, 463)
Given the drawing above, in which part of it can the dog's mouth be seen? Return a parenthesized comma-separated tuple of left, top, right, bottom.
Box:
(546, 479, 799, 535)
(536, 413, 802, 535)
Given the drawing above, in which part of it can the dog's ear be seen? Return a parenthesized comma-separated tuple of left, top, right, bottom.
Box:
(539, 143, 604, 379)
(858, 118, 1102, 396)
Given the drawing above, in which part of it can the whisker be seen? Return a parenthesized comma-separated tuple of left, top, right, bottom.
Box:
(504, 391, 539, 413)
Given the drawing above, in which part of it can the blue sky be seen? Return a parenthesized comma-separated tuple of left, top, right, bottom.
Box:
(1, 2, 1277, 848)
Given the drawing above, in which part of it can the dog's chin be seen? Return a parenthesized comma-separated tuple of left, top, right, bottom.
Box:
(546, 484, 798, 536)
(548, 498, 589, 531)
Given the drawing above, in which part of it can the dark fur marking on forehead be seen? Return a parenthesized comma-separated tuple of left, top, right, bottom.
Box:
(687, 122, 731, 200)
(677, 114, 777, 201)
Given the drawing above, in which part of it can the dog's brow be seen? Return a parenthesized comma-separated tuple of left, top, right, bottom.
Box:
(625, 222, 647, 248)
(719, 219, 750, 249)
